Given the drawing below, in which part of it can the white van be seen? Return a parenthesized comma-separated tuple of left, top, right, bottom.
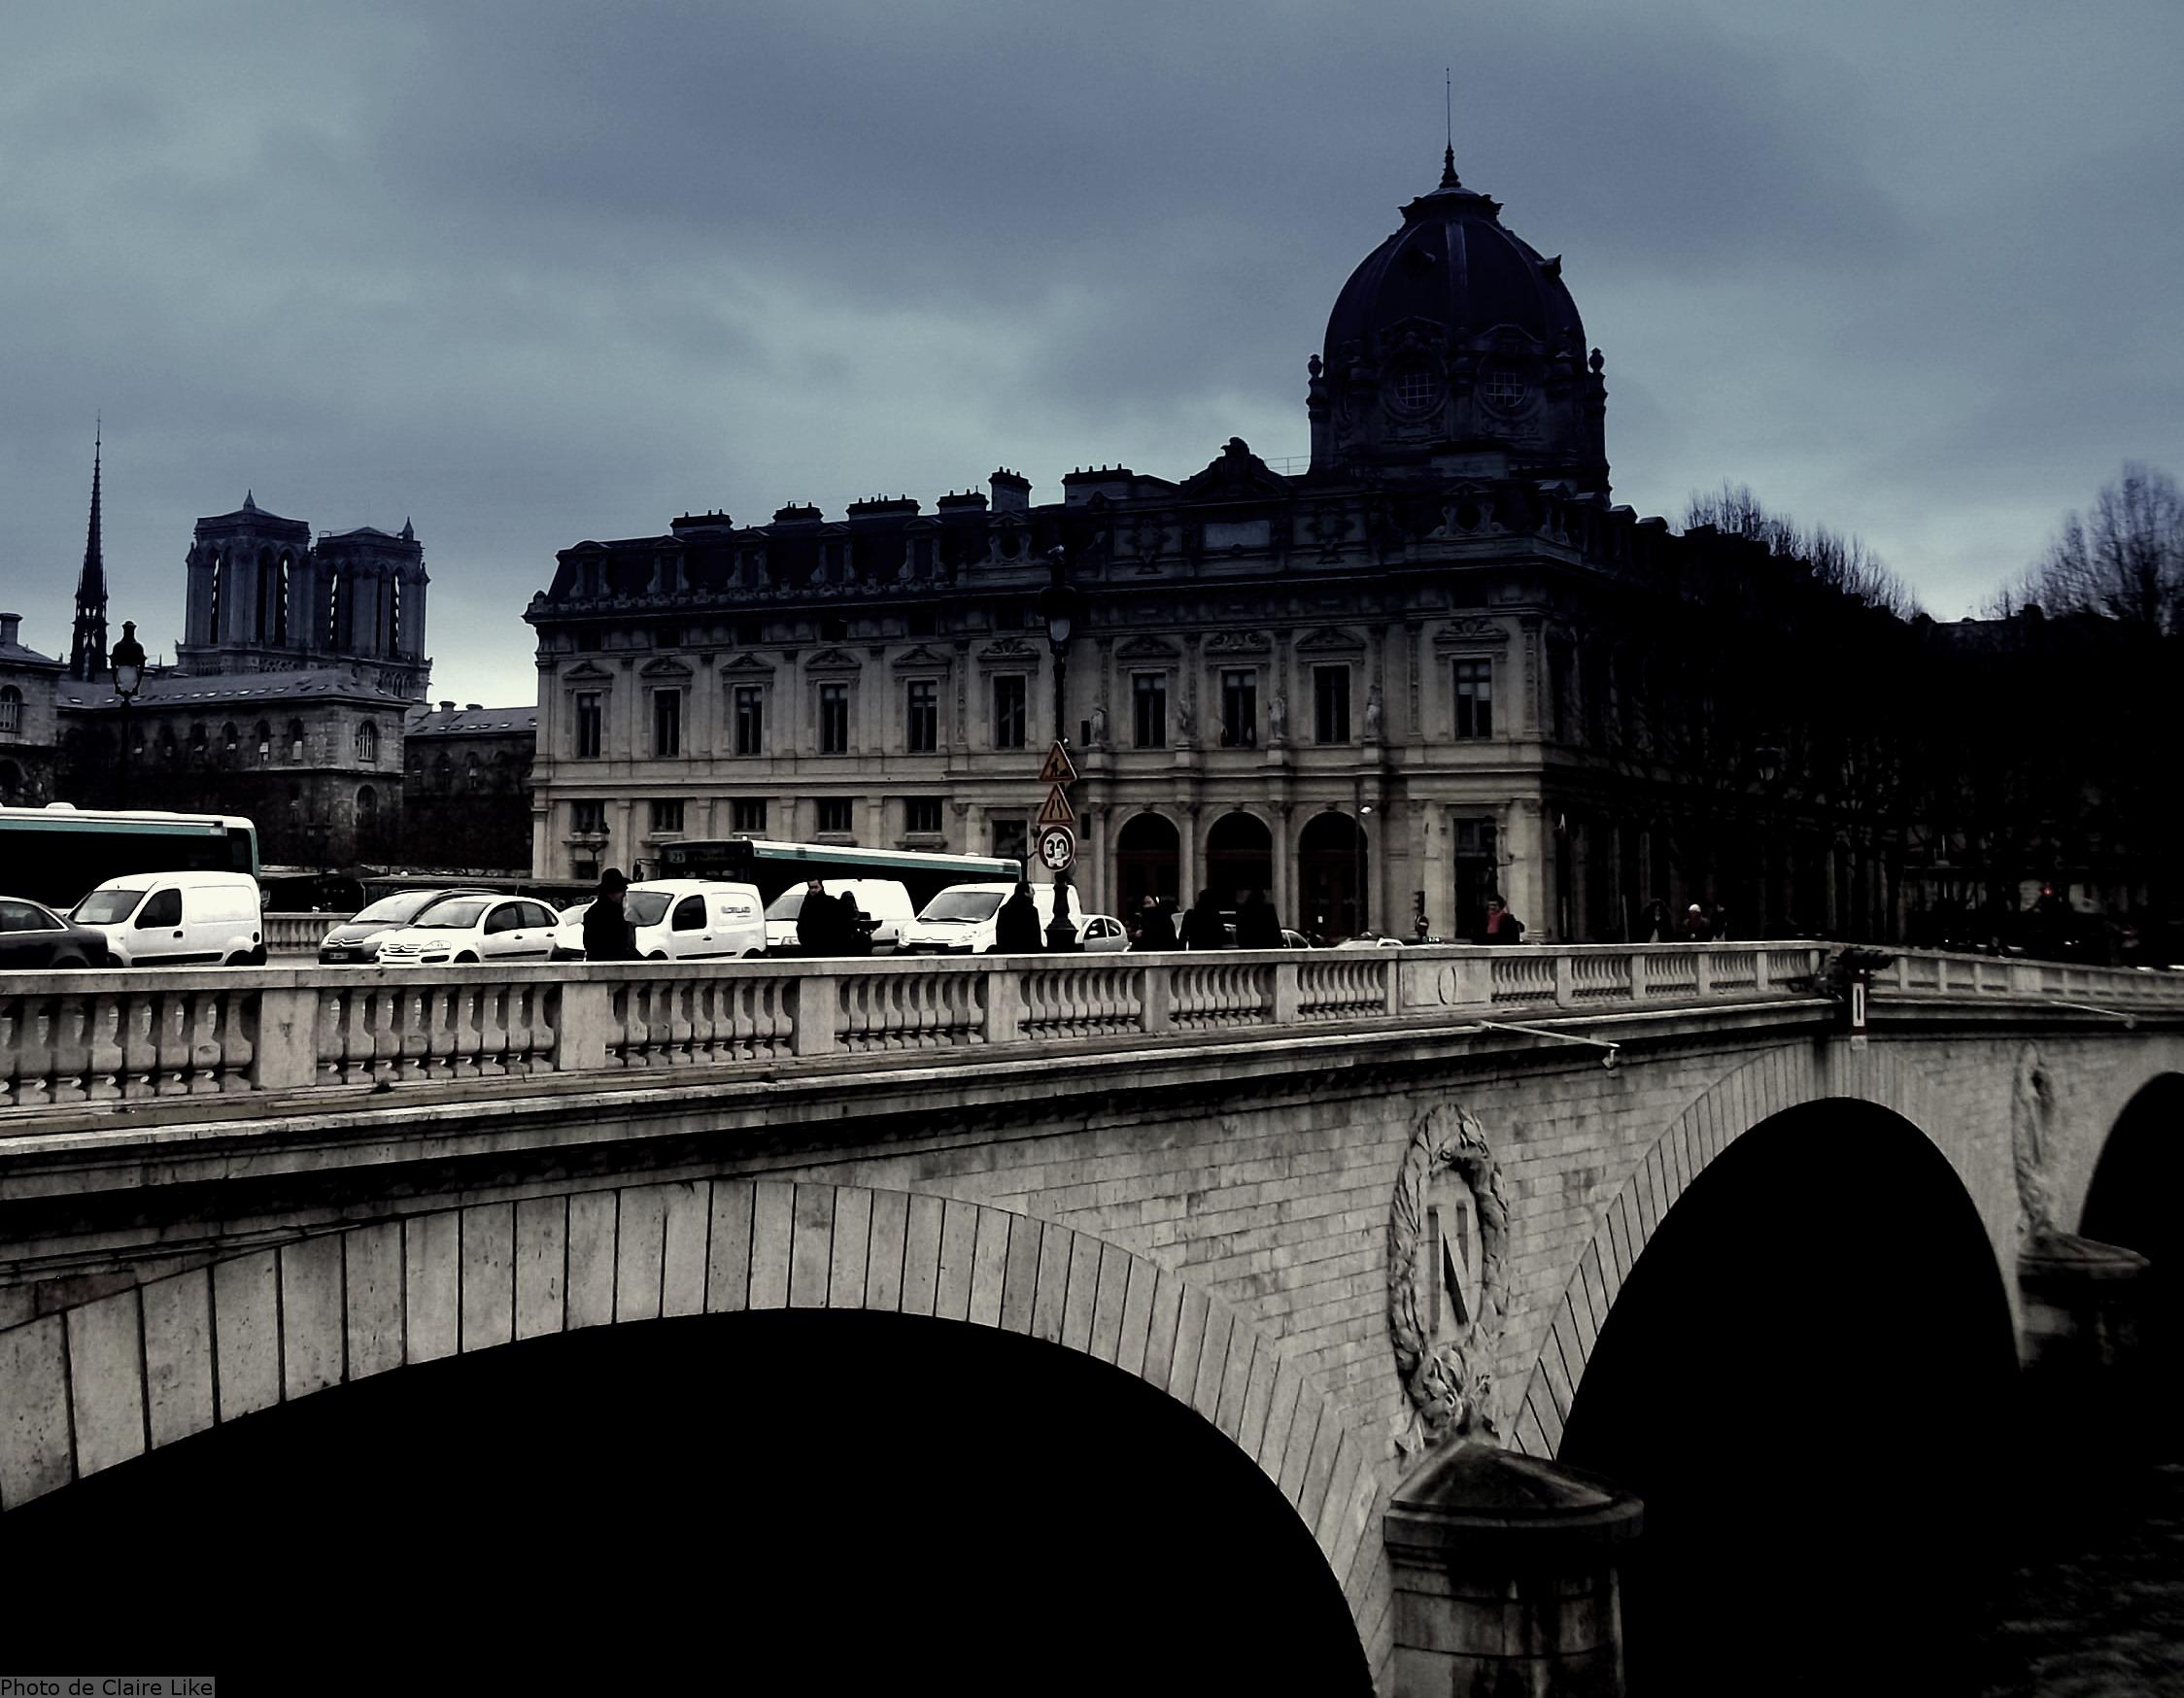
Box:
(552, 880, 768, 962)
(72, 871, 266, 967)
(904, 881, 1093, 954)
(764, 879, 916, 955)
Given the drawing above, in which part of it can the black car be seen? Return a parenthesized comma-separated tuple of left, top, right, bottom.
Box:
(0, 897, 112, 968)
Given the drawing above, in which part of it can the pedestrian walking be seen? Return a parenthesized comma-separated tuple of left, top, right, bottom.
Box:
(995, 881, 1044, 952)
(1679, 902, 1713, 943)
(796, 877, 842, 956)
(1640, 899, 1669, 943)
(1132, 896, 1178, 951)
(1235, 888, 1283, 949)
(1179, 889, 1230, 949)
(581, 867, 639, 962)
(1473, 895, 1525, 945)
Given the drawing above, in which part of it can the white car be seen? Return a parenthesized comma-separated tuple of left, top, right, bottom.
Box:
(552, 880, 768, 962)
(904, 882, 1114, 953)
(72, 871, 265, 968)
(1076, 913, 1129, 952)
(374, 895, 562, 966)
(764, 879, 915, 955)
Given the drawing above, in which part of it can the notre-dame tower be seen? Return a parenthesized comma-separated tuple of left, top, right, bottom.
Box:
(178, 494, 430, 699)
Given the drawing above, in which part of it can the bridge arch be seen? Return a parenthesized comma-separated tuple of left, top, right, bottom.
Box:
(0, 1179, 1379, 1684)
(2079, 1070, 2184, 1409)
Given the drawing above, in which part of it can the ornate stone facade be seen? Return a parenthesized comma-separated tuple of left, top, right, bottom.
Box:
(524, 158, 1911, 939)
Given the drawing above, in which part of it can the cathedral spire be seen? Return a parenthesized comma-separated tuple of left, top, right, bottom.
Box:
(69, 423, 109, 681)
(1440, 67, 1460, 188)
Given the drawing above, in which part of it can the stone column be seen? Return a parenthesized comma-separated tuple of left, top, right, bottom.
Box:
(1384, 1441, 1643, 1698)
(2017, 1233, 2150, 1440)
(1271, 801, 1294, 932)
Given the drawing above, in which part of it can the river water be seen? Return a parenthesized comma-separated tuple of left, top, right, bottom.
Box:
(1975, 1460, 2184, 1695)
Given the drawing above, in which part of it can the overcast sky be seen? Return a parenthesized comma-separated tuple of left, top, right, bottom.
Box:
(6, 0, 2178, 707)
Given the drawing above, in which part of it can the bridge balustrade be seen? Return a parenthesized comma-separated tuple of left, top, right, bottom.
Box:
(261, 912, 336, 952)
(3, 945, 2180, 1114)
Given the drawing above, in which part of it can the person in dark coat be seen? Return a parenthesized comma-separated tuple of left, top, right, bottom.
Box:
(1179, 889, 1230, 950)
(1678, 902, 1713, 943)
(836, 888, 870, 956)
(1472, 896, 1525, 945)
(994, 881, 1044, 952)
(581, 867, 638, 962)
(1132, 895, 1177, 951)
(796, 878, 841, 956)
(1640, 899, 1670, 943)
(1235, 889, 1282, 950)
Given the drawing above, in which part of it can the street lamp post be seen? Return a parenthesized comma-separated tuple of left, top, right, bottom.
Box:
(1038, 549, 1084, 951)
(1355, 802, 1374, 937)
(110, 620, 146, 811)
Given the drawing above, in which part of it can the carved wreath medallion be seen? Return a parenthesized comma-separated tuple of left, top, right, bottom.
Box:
(1386, 1103, 1509, 1458)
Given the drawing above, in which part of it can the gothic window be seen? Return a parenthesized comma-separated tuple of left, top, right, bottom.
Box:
(433, 754, 452, 792)
(254, 721, 272, 763)
(209, 553, 224, 642)
(389, 578, 402, 655)
(274, 556, 290, 645)
(574, 692, 602, 759)
(730, 797, 767, 834)
(733, 686, 765, 756)
(357, 785, 377, 837)
(1453, 660, 1493, 739)
(355, 721, 378, 763)
(1219, 669, 1257, 748)
(222, 721, 239, 760)
(188, 722, 207, 762)
(288, 719, 307, 762)
(466, 755, 483, 792)
(1314, 666, 1351, 745)
(905, 680, 938, 753)
(1132, 673, 1167, 749)
(818, 683, 850, 754)
(652, 689, 682, 758)
(0, 687, 19, 736)
(991, 675, 1026, 750)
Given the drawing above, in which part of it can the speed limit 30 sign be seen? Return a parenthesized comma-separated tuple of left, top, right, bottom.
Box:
(1037, 825, 1076, 872)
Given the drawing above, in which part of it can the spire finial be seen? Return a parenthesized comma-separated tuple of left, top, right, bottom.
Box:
(1440, 68, 1460, 188)
(70, 422, 110, 681)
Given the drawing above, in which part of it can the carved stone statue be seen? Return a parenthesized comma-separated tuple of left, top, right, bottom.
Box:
(1364, 683, 1383, 741)
(1268, 691, 1287, 744)
(1089, 698, 1109, 746)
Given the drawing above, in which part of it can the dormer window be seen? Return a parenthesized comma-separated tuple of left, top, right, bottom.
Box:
(1479, 362, 1529, 413)
(1386, 363, 1443, 418)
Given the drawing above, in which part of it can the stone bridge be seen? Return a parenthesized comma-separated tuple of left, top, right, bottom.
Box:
(2, 943, 2179, 1692)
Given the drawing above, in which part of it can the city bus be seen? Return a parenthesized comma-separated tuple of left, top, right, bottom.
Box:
(0, 804, 260, 911)
(653, 837, 1018, 908)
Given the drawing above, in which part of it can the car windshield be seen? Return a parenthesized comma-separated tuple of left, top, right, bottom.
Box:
(919, 889, 1005, 924)
(624, 893, 671, 927)
(354, 891, 463, 925)
(412, 899, 491, 929)
(73, 888, 147, 925)
(766, 889, 809, 921)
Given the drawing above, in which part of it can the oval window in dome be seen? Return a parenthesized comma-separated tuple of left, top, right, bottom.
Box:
(1385, 364, 1443, 418)
(1479, 363, 1529, 413)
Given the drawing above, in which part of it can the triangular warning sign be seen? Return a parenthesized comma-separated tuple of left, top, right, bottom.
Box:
(1038, 740, 1078, 785)
(1036, 785, 1077, 828)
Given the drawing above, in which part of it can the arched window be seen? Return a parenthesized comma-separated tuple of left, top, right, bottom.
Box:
(432, 754, 452, 793)
(221, 721, 239, 760)
(274, 554, 291, 645)
(209, 552, 224, 641)
(357, 785, 378, 836)
(255, 550, 273, 642)
(0, 760, 21, 801)
(355, 721, 378, 763)
(288, 719, 307, 763)
(255, 721, 273, 763)
(389, 578, 402, 655)
(465, 754, 483, 792)
(160, 729, 177, 764)
(0, 686, 20, 736)
(326, 566, 344, 650)
(188, 721, 207, 762)
(287, 785, 303, 826)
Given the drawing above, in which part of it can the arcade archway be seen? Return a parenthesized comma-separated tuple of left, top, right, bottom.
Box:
(1205, 810, 1273, 907)
(1114, 811, 1180, 921)
(1298, 811, 1366, 939)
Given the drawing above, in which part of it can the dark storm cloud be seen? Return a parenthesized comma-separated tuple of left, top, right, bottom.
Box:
(3, 0, 2179, 704)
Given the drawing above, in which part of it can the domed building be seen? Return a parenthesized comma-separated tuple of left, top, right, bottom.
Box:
(526, 155, 1908, 943)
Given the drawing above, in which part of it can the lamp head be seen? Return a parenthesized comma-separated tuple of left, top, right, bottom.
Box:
(111, 620, 147, 699)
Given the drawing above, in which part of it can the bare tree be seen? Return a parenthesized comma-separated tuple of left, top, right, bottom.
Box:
(1994, 463, 2184, 634)
(1684, 484, 1923, 618)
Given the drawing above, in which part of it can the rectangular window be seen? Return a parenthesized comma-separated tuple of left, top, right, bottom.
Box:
(733, 686, 765, 756)
(730, 798, 768, 834)
(571, 799, 606, 834)
(992, 675, 1027, 750)
(819, 683, 850, 754)
(652, 690, 682, 758)
(816, 798, 854, 835)
(1132, 672, 1167, 749)
(1453, 660, 1494, 739)
(1547, 642, 1571, 743)
(1314, 665, 1350, 744)
(734, 619, 763, 646)
(905, 797, 943, 835)
(991, 817, 1029, 866)
(650, 798, 684, 834)
(1219, 669, 1257, 748)
(905, 679, 938, 753)
(574, 693, 601, 759)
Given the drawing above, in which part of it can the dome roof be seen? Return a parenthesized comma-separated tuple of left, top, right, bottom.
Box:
(1324, 152, 1585, 362)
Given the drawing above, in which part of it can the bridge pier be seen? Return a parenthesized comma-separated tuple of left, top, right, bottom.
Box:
(1382, 1441, 1642, 1697)
(2016, 1234, 2150, 1440)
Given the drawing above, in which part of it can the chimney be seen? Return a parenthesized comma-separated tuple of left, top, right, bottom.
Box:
(466, 702, 483, 711)
(439, 699, 455, 712)
(989, 468, 1031, 515)
(0, 612, 19, 647)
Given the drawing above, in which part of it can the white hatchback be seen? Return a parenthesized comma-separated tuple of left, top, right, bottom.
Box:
(552, 880, 768, 962)
(374, 895, 562, 966)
